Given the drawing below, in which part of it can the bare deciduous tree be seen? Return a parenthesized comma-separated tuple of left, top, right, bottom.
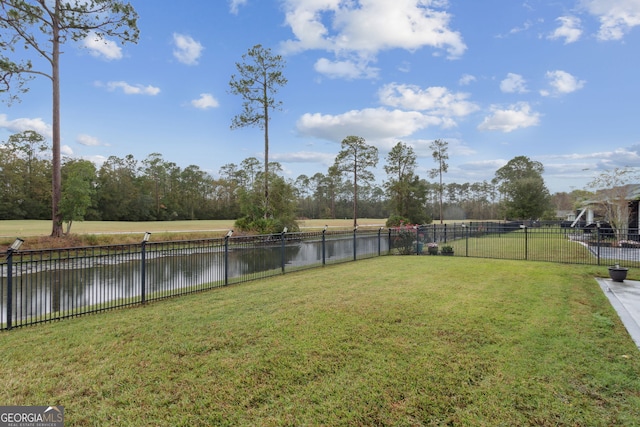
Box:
(588, 167, 640, 239)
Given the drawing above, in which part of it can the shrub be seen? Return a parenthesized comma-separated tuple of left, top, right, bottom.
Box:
(386, 215, 411, 228)
(394, 230, 416, 255)
(234, 216, 299, 235)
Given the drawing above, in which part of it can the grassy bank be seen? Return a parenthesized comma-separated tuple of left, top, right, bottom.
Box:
(0, 219, 386, 250)
(1, 257, 639, 425)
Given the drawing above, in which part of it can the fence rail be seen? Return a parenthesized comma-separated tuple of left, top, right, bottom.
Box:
(2, 222, 639, 330)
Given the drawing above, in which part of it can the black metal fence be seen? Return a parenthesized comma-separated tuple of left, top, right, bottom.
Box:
(397, 221, 640, 266)
(1, 228, 389, 329)
(3, 222, 639, 330)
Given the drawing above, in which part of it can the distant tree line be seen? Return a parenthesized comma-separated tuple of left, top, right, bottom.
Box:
(2, 131, 592, 233)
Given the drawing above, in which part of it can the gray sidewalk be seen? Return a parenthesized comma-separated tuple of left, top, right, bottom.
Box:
(596, 277, 640, 350)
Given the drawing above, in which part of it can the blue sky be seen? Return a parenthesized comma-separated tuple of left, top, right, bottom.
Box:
(2, 0, 640, 194)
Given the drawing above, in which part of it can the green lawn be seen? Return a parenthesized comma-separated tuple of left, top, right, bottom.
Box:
(1, 257, 639, 426)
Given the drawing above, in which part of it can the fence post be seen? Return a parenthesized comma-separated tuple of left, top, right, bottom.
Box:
(322, 226, 327, 265)
(353, 226, 358, 261)
(224, 230, 232, 285)
(521, 225, 528, 260)
(464, 224, 469, 257)
(6, 250, 14, 330)
(388, 229, 392, 254)
(141, 232, 150, 304)
(281, 228, 287, 274)
(378, 227, 383, 256)
(5, 238, 23, 330)
(596, 225, 601, 266)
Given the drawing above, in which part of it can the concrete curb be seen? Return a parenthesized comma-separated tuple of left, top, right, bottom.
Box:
(596, 277, 640, 350)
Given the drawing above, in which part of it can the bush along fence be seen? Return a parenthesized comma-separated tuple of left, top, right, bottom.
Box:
(2, 221, 639, 330)
(0, 228, 391, 330)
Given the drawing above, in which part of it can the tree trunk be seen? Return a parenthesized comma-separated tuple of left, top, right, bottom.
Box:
(439, 168, 443, 224)
(50, 0, 63, 237)
(263, 80, 269, 219)
(353, 159, 358, 228)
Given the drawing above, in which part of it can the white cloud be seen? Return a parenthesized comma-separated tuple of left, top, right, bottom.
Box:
(296, 82, 479, 145)
(500, 73, 528, 94)
(398, 61, 411, 73)
(0, 114, 52, 139)
(548, 16, 582, 44)
(191, 93, 219, 109)
(61, 145, 74, 156)
(460, 158, 506, 171)
(82, 32, 123, 60)
(459, 74, 476, 86)
(82, 155, 108, 166)
(542, 146, 640, 164)
(229, 0, 248, 15)
(297, 107, 443, 143)
(272, 151, 336, 165)
(496, 18, 545, 39)
(507, 20, 533, 36)
(478, 102, 541, 133)
(540, 146, 640, 175)
(314, 57, 379, 79)
(104, 81, 161, 95)
(378, 83, 479, 120)
(280, 0, 466, 79)
(412, 137, 477, 158)
(77, 134, 106, 147)
(581, 0, 640, 40)
(172, 33, 204, 65)
(540, 70, 585, 97)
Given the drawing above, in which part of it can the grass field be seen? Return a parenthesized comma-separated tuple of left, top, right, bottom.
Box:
(5, 218, 501, 238)
(0, 218, 387, 237)
(1, 257, 639, 426)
